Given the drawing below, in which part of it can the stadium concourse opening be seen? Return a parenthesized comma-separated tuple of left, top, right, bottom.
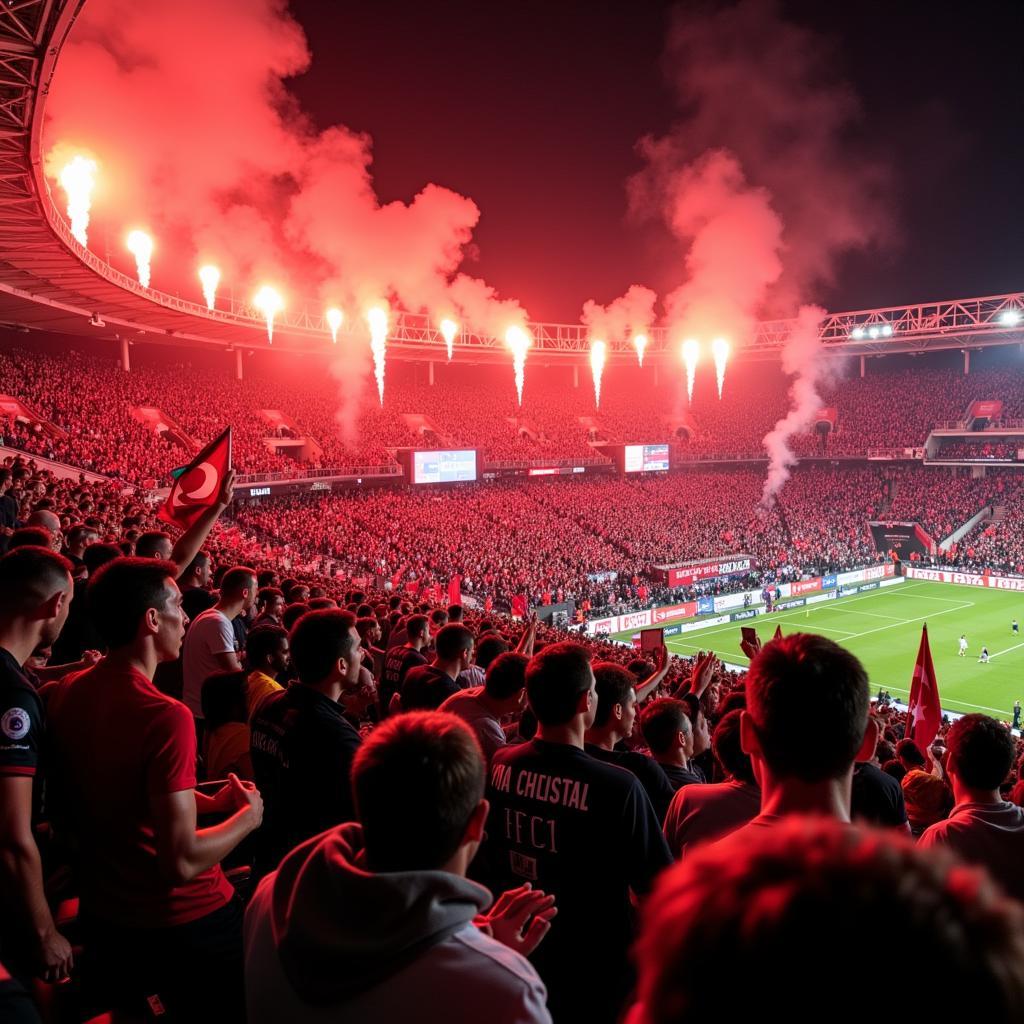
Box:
(5, 1, 1024, 1023)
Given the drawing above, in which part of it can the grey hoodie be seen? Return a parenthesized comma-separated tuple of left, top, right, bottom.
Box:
(244, 821, 550, 1024)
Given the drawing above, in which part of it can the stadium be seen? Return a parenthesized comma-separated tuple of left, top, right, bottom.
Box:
(2, 1, 1024, 1022)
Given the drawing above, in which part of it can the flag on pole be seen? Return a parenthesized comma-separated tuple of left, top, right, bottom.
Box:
(906, 623, 942, 756)
(448, 574, 463, 607)
(158, 427, 231, 530)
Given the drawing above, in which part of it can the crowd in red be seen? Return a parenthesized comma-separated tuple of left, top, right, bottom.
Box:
(6, 344, 1024, 486)
(6, 445, 1024, 1024)
(934, 440, 1019, 461)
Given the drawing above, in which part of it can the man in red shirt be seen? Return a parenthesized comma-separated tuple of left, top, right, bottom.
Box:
(45, 558, 263, 1021)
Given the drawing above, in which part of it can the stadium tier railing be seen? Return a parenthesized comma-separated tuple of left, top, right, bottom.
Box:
(234, 464, 402, 485)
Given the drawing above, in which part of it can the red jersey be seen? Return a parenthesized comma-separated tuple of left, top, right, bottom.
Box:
(45, 661, 234, 928)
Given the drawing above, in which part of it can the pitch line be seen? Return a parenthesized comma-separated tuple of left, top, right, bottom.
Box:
(878, 684, 1010, 717)
(988, 640, 1024, 661)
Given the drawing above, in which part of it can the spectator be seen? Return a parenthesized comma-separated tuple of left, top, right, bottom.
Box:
(628, 817, 1024, 1022)
(182, 566, 256, 726)
(919, 714, 1024, 901)
(727, 633, 869, 841)
(249, 609, 363, 873)
(401, 623, 475, 712)
(202, 670, 254, 780)
(244, 624, 288, 718)
(179, 550, 215, 622)
(0, 548, 74, 987)
(440, 651, 527, 763)
(253, 586, 285, 627)
(640, 698, 706, 792)
(355, 615, 386, 682)
(483, 642, 672, 1024)
(663, 709, 761, 857)
(379, 613, 429, 714)
(584, 662, 675, 822)
(245, 712, 554, 1023)
(44, 558, 262, 1021)
(851, 716, 909, 830)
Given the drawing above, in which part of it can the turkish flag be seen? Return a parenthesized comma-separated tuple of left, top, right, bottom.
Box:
(158, 427, 231, 530)
(511, 594, 528, 619)
(448, 575, 462, 607)
(906, 624, 942, 756)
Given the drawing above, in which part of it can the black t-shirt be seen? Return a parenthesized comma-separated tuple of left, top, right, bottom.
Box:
(250, 685, 362, 871)
(380, 645, 427, 711)
(658, 760, 707, 793)
(585, 743, 677, 822)
(0, 647, 43, 818)
(482, 739, 672, 1021)
(401, 664, 460, 711)
(0, 492, 17, 530)
(51, 576, 102, 665)
(0, 648, 44, 963)
(851, 761, 908, 828)
(181, 586, 216, 624)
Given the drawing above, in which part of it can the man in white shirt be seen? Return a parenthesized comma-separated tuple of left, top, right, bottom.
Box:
(919, 713, 1024, 902)
(183, 567, 256, 723)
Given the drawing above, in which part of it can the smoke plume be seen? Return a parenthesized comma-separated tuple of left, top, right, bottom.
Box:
(42, 0, 527, 433)
(759, 304, 828, 504)
(628, 0, 890, 497)
(581, 284, 657, 343)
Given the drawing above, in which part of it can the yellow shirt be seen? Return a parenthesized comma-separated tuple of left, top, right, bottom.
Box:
(206, 722, 251, 780)
(247, 670, 284, 719)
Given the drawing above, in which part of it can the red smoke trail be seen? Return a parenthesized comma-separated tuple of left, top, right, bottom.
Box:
(43, 0, 528, 431)
(629, 0, 891, 489)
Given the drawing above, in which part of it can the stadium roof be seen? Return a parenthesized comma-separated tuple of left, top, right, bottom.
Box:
(0, 0, 1021, 363)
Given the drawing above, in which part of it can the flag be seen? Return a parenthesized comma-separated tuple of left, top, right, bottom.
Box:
(511, 594, 528, 619)
(158, 427, 231, 530)
(448, 575, 463, 607)
(773, 624, 783, 642)
(906, 623, 942, 755)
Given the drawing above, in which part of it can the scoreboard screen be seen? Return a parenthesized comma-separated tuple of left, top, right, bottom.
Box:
(412, 449, 478, 484)
(624, 444, 670, 473)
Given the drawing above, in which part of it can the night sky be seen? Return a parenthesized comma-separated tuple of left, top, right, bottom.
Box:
(288, 0, 1024, 322)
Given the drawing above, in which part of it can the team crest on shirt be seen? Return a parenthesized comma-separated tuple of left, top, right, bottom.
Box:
(1, 707, 30, 741)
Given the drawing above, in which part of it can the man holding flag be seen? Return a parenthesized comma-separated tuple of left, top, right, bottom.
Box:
(154, 427, 235, 581)
(905, 624, 942, 757)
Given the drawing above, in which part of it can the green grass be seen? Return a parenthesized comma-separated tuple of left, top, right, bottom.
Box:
(616, 581, 1024, 719)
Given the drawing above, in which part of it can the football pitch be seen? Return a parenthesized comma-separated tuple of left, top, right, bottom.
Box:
(615, 580, 1024, 720)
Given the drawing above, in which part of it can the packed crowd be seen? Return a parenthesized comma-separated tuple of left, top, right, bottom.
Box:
(230, 468, 899, 613)
(4, 446, 1024, 1023)
(934, 440, 1020, 461)
(6, 343, 1024, 486)
(885, 468, 1003, 542)
(948, 484, 1024, 574)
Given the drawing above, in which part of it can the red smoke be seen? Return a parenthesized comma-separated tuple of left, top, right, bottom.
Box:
(43, 0, 525, 330)
(627, 0, 891, 495)
(630, 0, 891, 319)
(581, 284, 657, 344)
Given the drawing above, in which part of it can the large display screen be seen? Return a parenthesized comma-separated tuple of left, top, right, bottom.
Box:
(624, 444, 670, 473)
(412, 449, 478, 484)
